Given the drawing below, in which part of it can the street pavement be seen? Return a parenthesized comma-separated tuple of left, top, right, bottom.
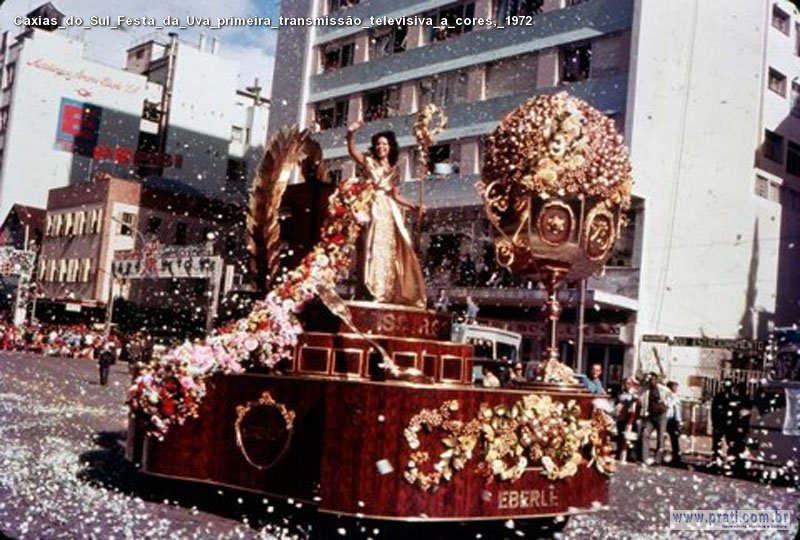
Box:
(0, 352, 797, 539)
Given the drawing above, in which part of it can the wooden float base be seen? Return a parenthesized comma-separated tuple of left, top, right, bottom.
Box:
(128, 374, 608, 521)
(128, 303, 607, 521)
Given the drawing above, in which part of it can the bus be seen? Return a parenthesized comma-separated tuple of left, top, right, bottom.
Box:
(451, 322, 523, 384)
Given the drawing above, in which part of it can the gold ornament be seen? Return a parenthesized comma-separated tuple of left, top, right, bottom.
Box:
(234, 390, 296, 471)
(401, 394, 612, 492)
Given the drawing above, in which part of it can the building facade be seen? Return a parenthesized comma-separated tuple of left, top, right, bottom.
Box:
(269, 0, 800, 394)
(0, 5, 270, 221)
(36, 174, 245, 331)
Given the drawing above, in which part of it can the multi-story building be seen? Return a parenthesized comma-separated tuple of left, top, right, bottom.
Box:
(0, 3, 270, 221)
(36, 173, 245, 330)
(269, 0, 800, 394)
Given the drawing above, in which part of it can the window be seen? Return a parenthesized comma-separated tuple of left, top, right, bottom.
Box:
(0, 107, 9, 133)
(53, 214, 64, 236)
(230, 126, 244, 143)
(363, 87, 400, 121)
(371, 26, 407, 59)
(67, 259, 79, 282)
(142, 101, 161, 122)
(226, 159, 247, 183)
(764, 130, 784, 163)
(424, 143, 461, 174)
(57, 260, 67, 283)
(768, 68, 787, 96)
(89, 208, 103, 234)
(566, 0, 588, 5)
(321, 42, 355, 73)
(773, 5, 790, 34)
(3, 63, 15, 90)
(175, 222, 188, 245)
(45, 215, 53, 237)
(486, 53, 538, 98)
(328, 0, 359, 13)
(315, 100, 349, 131)
(496, 0, 543, 19)
(769, 180, 783, 203)
(561, 42, 592, 83)
(119, 212, 136, 236)
(47, 260, 56, 282)
(75, 211, 86, 235)
(789, 188, 800, 212)
(788, 141, 800, 176)
(146, 216, 162, 234)
(427, 3, 475, 43)
(796, 23, 800, 55)
(324, 158, 346, 183)
(328, 169, 343, 183)
(63, 213, 74, 236)
(38, 259, 46, 281)
(792, 81, 800, 116)
(419, 70, 469, 108)
(80, 259, 92, 282)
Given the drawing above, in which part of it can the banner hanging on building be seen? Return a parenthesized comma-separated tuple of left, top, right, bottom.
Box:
(112, 243, 220, 279)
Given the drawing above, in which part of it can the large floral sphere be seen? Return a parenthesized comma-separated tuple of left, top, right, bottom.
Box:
(478, 92, 632, 281)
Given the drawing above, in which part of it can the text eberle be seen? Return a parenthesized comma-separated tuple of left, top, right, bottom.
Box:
(497, 487, 559, 510)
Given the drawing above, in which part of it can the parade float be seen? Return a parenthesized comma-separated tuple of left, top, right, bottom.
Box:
(125, 92, 632, 532)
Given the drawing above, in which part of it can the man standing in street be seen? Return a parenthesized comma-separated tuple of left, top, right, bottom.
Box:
(97, 343, 114, 386)
(711, 379, 735, 466)
(666, 380, 683, 466)
(639, 373, 669, 465)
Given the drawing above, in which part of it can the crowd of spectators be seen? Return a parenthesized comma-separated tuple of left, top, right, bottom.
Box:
(424, 251, 530, 290)
(0, 320, 154, 364)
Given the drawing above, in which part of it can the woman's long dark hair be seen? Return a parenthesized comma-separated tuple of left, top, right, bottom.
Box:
(369, 130, 399, 166)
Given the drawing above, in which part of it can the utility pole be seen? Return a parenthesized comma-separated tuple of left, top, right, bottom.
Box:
(104, 274, 115, 339)
(576, 278, 587, 374)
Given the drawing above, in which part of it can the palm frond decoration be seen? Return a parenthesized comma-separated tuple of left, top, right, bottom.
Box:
(247, 126, 324, 293)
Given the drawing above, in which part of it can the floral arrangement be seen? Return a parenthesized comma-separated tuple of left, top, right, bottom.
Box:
(403, 400, 480, 492)
(477, 394, 587, 483)
(127, 177, 376, 439)
(480, 91, 632, 206)
(402, 395, 614, 492)
(587, 408, 616, 475)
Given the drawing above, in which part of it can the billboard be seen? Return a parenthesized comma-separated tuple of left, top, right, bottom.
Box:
(55, 97, 102, 157)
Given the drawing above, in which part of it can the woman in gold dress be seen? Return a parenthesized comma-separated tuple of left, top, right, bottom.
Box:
(346, 121, 427, 308)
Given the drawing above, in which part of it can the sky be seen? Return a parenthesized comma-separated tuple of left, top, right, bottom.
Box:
(0, 0, 280, 95)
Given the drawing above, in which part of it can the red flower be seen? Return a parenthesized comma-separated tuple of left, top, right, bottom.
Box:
(161, 397, 176, 417)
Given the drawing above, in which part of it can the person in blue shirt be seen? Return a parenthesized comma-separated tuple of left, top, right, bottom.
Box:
(577, 363, 605, 394)
(465, 295, 479, 324)
(666, 380, 683, 466)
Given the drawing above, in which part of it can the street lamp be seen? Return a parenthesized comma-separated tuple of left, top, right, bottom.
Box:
(104, 214, 148, 339)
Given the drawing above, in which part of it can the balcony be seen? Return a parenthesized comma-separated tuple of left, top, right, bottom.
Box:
(316, 73, 629, 159)
(310, 0, 633, 102)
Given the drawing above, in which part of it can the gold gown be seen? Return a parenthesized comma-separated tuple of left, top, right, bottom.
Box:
(362, 156, 427, 308)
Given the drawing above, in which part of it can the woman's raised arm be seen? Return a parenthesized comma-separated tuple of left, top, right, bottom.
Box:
(346, 120, 366, 167)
